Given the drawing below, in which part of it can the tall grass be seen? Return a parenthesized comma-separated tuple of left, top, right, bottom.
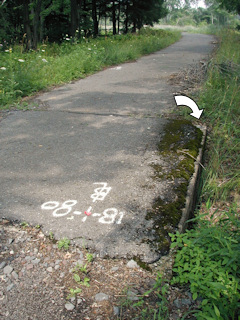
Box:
(0, 29, 181, 108)
(199, 29, 240, 203)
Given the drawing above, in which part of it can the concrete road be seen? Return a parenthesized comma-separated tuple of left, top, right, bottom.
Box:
(0, 33, 214, 262)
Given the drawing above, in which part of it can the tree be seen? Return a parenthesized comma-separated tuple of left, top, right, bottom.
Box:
(0, 0, 167, 45)
(129, 0, 167, 32)
(205, 0, 240, 14)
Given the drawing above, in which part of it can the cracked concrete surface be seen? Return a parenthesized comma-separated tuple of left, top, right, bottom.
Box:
(0, 33, 215, 262)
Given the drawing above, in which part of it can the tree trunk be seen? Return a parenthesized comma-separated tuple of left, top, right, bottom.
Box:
(40, 11, 44, 43)
(71, 0, 78, 38)
(33, 0, 42, 49)
(92, 0, 98, 37)
(112, 1, 116, 35)
(132, 0, 136, 33)
(117, 1, 120, 34)
(125, 0, 129, 33)
(23, 0, 32, 50)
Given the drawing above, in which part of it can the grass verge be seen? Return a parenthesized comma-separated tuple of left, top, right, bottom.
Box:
(0, 28, 181, 109)
(127, 28, 239, 320)
(169, 28, 240, 319)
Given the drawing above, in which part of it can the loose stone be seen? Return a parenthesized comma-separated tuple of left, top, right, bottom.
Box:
(111, 266, 119, 272)
(7, 283, 15, 292)
(126, 259, 138, 269)
(173, 299, 181, 309)
(25, 256, 33, 261)
(47, 267, 53, 273)
(65, 302, 75, 311)
(127, 290, 139, 301)
(3, 265, 13, 275)
(181, 298, 192, 306)
(32, 258, 41, 264)
(113, 306, 120, 316)
(95, 293, 109, 302)
(0, 261, 6, 269)
(11, 271, 18, 280)
(26, 264, 33, 270)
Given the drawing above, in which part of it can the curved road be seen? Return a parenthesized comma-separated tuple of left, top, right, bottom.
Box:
(0, 33, 215, 262)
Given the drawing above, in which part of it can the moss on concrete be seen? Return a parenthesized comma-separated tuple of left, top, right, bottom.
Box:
(146, 119, 203, 256)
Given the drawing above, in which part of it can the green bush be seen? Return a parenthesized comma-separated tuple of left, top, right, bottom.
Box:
(170, 207, 240, 319)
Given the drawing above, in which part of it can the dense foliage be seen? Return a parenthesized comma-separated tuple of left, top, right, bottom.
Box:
(161, 0, 239, 27)
(205, 0, 240, 15)
(0, 0, 167, 48)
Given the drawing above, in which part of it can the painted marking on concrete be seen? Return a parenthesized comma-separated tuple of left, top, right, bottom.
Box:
(41, 201, 124, 224)
(41, 183, 124, 224)
(91, 182, 112, 202)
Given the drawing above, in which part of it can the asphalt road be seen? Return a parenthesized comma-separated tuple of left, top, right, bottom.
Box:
(0, 33, 215, 262)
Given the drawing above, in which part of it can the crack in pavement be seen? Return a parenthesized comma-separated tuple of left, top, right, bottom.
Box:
(0, 33, 216, 262)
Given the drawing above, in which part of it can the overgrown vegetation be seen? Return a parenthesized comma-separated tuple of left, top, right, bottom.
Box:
(127, 27, 240, 320)
(0, 28, 180, 108)
(169, 28, 240, 319)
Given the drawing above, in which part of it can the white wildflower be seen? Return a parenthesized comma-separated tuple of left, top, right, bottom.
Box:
(65, 38, 70, 41)
(18, 59, 25, 62)
(42, 58, 48, 63)
(41, 49, 45, 52)
(0, 67, 7, 70)
(88, 48, 91, 51)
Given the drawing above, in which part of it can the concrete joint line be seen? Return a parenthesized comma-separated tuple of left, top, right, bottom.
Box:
(59, 110, 159, 119)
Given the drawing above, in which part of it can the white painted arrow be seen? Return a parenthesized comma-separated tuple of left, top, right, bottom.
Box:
(174, 95, 203, 119)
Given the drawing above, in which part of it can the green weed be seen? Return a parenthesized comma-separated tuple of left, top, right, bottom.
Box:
(57, 237, 71, 250)
(49, 231, 54, 240)
(170, 207, 240, 319)
(120, 274, 169, 320)
(67, 287, 82, 299)
(86, 253, 94, 263)
(20, 221, 29, 228)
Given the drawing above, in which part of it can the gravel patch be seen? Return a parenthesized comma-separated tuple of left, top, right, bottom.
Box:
(0, 220, 200, 319)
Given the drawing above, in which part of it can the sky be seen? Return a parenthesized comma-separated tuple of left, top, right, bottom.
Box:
(193, 0, 207, 8)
